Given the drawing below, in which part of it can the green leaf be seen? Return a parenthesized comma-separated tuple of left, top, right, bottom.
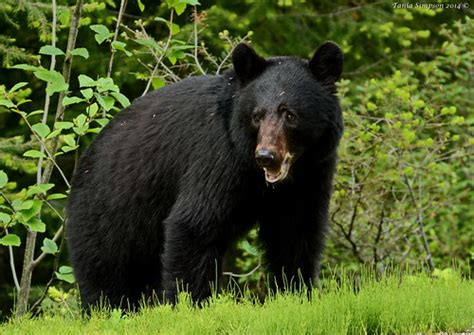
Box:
(46, 81, 69, 95)
(36, 183, 54, 193)
(95, 93, 115, 111)
(180, 0, 200, 5)
(110, 92, 130, 108)
(47, 193, 67, 200)
(95, 118, 110, 128)
(17, 99, 32, 107)
(34, 69, 63, 83)
(416, 30, 430, 39)
(81, 88, 94, 100)
(152, 77, 165, 90)
(9, 82, 28, 93)
(27, 110, 45, 118)
(27, 217, 46, 233)
(78, 74, 96, 87)
(39, 45, 65, 56)
(41, 238, 58, 254)
(154, 17, 168, 24)
(16, 200, 42, 222)
(174, 3, 186, 15)
(46, 129, 61, 139)
(0, 234, 21, 247)
(74, 114, 87, 127)
(137, 0, 145, 11)
(72, 126, 88, 136)
(59, 265, 73, 274)
(62, 145, 79, 152)
(0, 99, 15, 108)
(0, 170, 8, 188)
(62, 96, 83, 106)
(90, 24, 110, 36)
(59, 8, 70, 25)
(54, 121, 74, 130)
(34, 69, 68, 95)
(32, 123, 51, 138)
(168, 44, 194, 51)
(90, 24, 112, 44)
(23, 150, 47, 158)
(12, 64, 40, 71)
(63, 134, 76, 147)
(111, 41, 132, 57)
(167, 49, 186, 62)
(134, 38, 159, 50)
(56, 272, 76, 284)
(0, 212, 11, 225)
(12, 199, 34, 211)
(71, 47, 89, 59)
(87, 103, 99, 117)
(27, 183, 54, 197)
(166, 22, 180, 35)
(95, 77, 119, 93)
(56, 266, 75, 283)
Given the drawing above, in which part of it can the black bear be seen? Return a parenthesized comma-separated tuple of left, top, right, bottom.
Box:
(66, 42, 344, 309)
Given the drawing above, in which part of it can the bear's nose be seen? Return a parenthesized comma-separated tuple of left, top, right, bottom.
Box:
(255, 149, 277, 168)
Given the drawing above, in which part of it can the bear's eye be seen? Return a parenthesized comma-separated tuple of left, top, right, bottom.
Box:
(252, 111, 263, 125)
(285, 110, 297, 124)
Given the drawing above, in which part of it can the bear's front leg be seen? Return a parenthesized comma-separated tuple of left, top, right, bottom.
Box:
(161, 220, 223, 304)
(259, 190, 330, 293)
(260, 221, 324, 293)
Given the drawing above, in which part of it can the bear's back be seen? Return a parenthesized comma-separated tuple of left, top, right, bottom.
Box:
(67, 74, 235, 242)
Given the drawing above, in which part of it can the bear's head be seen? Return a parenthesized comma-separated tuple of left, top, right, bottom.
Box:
(230, 42, 344, 184)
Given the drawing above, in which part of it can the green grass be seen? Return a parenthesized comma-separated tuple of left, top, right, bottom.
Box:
(2, 268, 473, 334)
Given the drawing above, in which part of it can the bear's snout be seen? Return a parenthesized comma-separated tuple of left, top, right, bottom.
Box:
(255, 148, 278, 169)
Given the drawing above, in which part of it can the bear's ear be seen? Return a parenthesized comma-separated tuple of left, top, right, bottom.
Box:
(232, 43, 266, 83)
(309, 42, 343, 91)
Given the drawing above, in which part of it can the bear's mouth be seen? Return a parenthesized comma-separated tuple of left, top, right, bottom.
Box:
(263, 152, 294, 184)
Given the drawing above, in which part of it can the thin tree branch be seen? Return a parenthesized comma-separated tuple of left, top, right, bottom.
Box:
(106, 0, 128, 79)
(372, 204, 385, 264)
(192, 6, 205, 75)
(223, 258, 262, 278)
(403, 175, 434, 271)
(6, 228, 21, 292)
(37, 0, 57, 183)
(142, 10, 174, 96)
(0, 193, 21, 293)
(216, 33, 251, 75)
(331, 215, 364, 264)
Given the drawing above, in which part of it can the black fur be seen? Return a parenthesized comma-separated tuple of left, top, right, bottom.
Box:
(66, 42, 344, 309)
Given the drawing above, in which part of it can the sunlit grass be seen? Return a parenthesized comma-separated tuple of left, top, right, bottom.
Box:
(2, 267, 473, 334)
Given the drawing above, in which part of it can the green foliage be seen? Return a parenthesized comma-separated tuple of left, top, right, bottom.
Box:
(327, 16, 473, 273)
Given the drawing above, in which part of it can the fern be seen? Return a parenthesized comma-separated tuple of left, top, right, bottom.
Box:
(0, 136, 38, 175)
(0, 35, 37, 67)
